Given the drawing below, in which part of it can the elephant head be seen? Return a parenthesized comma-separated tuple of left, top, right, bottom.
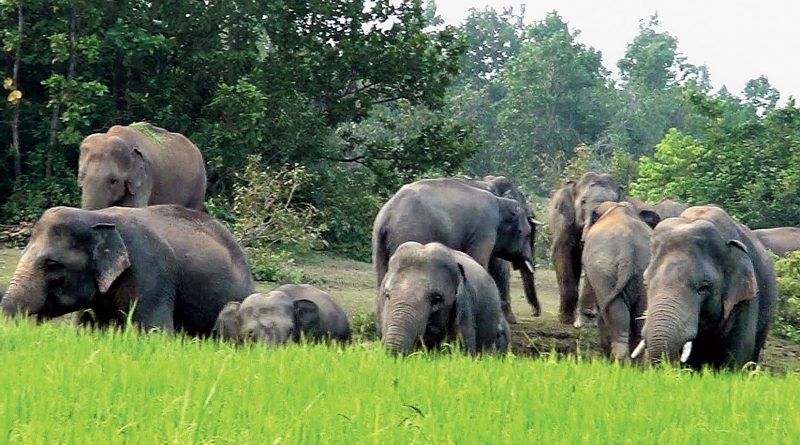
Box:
(213, 291, 322, 345)
(494, 196, 537, 298)
(572, 172, 623, 238)
(1, 207, 130, 319)
(637, 209, 758, 364)
(587, 201, 661, 232)
(379, 242, 470, 355)
(78, 133, 147, 210)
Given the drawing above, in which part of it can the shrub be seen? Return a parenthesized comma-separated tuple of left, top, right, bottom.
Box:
(226, 155, 323, 282)
(773, 252, 800, 341)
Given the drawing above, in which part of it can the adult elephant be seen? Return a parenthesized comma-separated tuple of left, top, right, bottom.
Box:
(752, 227, 800, 257)
(373, 178, 538, 335)
(78, 123, 207, 210)
(653, 199, 688, 220)
(1, 205, 254, 335)
(582, 201, 657, 360)
(458, 175, 541, 323)
(549, 172, 622, 324)
(632, 206, 777, 369)
(378, 242, 510, 355)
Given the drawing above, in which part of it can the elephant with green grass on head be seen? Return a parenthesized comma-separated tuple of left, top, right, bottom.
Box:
(78, 123, 207, 210)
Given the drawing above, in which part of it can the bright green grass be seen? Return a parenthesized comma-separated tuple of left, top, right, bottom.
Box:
(0, 321, 798, 444)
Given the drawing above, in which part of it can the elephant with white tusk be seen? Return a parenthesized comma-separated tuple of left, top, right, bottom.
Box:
(636, 205, 777, 369)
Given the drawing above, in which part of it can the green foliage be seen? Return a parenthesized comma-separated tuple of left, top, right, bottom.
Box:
(0, 166, 79, 223)
(227, 156, 322, 282)
(773, 252, 800, 341)
(349, 311, 378, 342)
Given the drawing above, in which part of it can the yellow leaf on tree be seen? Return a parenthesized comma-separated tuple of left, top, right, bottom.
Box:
(3, 78, 13, 91)
(8, 89, 22, 104)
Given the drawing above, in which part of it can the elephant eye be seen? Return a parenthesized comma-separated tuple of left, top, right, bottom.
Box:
(430, 293, 443, 306)
(109, 178, 119, 185)
(698, 283, 711, 295)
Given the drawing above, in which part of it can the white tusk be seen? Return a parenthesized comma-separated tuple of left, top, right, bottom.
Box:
(531, 219, 543, 226)
(680, 341, 693, 363)
(630, 340, 646, 359)
(525, 261, 534, 273)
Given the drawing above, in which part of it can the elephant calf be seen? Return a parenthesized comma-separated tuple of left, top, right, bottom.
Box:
(635, 206, 777, 369)
(378, 241, 510, 355)
(214, 284, 351, 345)
(582, 202, 656, 360)
(1, 205, 254, 335)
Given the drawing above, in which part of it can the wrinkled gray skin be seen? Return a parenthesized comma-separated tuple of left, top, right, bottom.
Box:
(549, 172, 622, 324)
(373, 178, 538, 333)
(378, 242, 510, 355)
(641, 206, 777, 369)
(214, 284, 351, 345)
(1, 205, 254, 335)
(653, 199, 688, 220)
(78, 123, 207, 210)
(457, 175, 541, 323)
(581, 202, 656, 360)
(752, 227, 800, 257)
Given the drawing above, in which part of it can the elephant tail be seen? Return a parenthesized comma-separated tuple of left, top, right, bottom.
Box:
(600, 260, 635, 315)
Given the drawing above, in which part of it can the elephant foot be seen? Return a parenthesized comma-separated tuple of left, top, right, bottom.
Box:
(573, 309, 597, 329)
(531, 306, 541, 318)
(610, 342, 630, 361)
(559, 313, 576, 325)
(501, 302, 518, 324)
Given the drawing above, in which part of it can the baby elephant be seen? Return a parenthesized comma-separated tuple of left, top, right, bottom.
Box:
(378, 241, 510, 355)
(214, 284, 351, 345)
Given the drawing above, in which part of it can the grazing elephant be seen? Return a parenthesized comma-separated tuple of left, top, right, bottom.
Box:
(214, 284, 351, 345)
(378, 242, 510, 355)
(752, 227, 800, 257)
(632, 206, 777, 369)
(373, 178, 539, 330)
(1, 205, 254, 335)
(78, 123, 207, 210)
(653, 199, 688, 220)
(549, 172, 622, 324)
(581, 201, 656, 360)
(458, 175, 541, 324)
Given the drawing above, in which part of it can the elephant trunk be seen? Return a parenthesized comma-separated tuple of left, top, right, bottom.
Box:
(1, 255, 46, 317)
(382, 303, 427, 355)
(81, 193, 107, 211)
(643, 296, 698, 364)
(518, 263, 540, 317)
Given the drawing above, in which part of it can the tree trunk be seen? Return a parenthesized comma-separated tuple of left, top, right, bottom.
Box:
(46, 6, 79, 177)
(10, 5, 23, 180)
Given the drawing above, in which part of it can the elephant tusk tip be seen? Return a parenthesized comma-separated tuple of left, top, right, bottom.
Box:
(680, 341, 693, 363)
(524, 260, 534, 273)
(630, 340, 646, 359)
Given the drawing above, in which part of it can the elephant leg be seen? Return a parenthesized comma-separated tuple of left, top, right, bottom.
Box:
(603, 298, 631, 361)
(574, 280, 598, 328)
(488, 258, 516, 324)
(553, 241, 581, 325)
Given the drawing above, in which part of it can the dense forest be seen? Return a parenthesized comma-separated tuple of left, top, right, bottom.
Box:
(1, 1, 798, 267)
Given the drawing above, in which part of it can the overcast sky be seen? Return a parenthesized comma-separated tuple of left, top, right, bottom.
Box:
(434, 0, 800, 102)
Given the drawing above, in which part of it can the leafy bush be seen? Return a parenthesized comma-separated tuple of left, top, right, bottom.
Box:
(226, 155, 323, 282)
(773, 252, 800, 341)
(0, 172, 80, 223)
(350, 311, 379, 342)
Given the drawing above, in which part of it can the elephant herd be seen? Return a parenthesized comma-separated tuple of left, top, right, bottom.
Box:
(1, 122, 798, 371)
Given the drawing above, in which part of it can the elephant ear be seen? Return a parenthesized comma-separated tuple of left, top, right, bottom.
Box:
(451, 263, 477, 353)
(549, 181, 577, 229)
(125, 147, 146, 196)
(293, 299, 321, 341)
(497, 197, 524, 235)
(214, 301, 242, 342)
(91, 223, 131, 294)
(638, 209, 661, 229)
(722, 239, 758, 320)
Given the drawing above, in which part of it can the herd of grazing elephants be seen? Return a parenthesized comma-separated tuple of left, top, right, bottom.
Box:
(1, 123, 798, 370)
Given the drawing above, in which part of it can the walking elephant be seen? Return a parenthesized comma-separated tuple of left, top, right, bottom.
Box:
(632, 206, 777, 369)
(214, 284, 351, 345)
(78, 123, 207, 210)
(752, 227, 800, 257)
(548, 172, 622, 324)
(459, 175, 541, 324)
(581, 201, 656, 360)
(378, 242, 510, 355)
(373, 178, 539, 332)
(1, 205, 254, 335)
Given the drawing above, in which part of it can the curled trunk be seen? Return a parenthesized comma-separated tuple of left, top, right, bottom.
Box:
(1, 256, 45, 317)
